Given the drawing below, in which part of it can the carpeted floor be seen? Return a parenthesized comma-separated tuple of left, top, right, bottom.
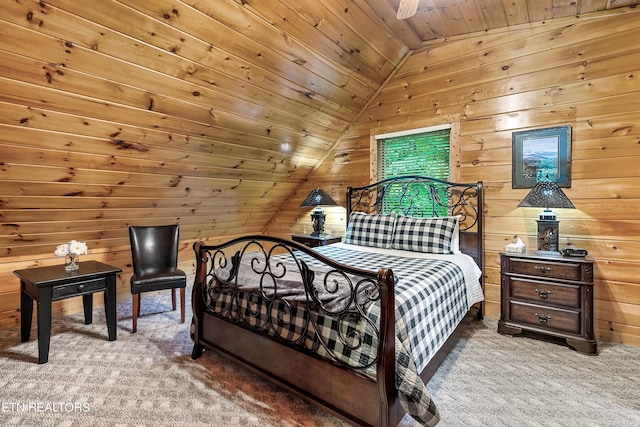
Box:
(0, 289, 638, 426)
(427, 320, 640, 427)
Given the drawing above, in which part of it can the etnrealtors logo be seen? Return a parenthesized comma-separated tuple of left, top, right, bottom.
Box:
(1, 401, 90, 414)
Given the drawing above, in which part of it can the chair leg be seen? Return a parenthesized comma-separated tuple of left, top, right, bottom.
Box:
(171, 288, 177, 311)
(180, 287, 186, 323)
(132, 293, 140, 333)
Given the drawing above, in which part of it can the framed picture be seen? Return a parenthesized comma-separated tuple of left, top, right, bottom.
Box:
(512, 125, 572, 188)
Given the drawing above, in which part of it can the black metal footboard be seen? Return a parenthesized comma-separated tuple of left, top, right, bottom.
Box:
(191, 236, 398, 426)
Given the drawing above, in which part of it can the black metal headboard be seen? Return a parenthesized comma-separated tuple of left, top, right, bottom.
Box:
(346, 175, 483, 272)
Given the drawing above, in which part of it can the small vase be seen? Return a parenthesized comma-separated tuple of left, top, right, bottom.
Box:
(65, 254, 80, 272)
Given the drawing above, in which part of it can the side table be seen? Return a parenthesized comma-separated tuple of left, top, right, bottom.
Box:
(498, 251, 596, 354)
(14, 260, 122, 363)
(291, 234, 342, 248)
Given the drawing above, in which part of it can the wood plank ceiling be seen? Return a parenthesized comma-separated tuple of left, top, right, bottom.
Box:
(0, 0, 636, 257)
(365, 0, 639, 48)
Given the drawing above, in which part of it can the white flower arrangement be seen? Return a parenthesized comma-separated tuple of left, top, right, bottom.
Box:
(54, 240, 88, 258)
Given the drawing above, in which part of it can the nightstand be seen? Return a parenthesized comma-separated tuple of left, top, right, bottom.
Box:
(291, 234, 342, 248)
(498, 251, 597, 354)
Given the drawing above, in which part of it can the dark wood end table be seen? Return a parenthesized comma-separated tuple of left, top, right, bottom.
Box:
(291, 234, 342, 248)
(14, 260, 122, 363)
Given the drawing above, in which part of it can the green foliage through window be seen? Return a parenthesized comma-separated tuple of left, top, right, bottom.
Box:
(377, 128, 451, 217)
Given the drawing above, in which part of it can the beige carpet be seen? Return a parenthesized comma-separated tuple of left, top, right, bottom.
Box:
(0, 289, 638, 426)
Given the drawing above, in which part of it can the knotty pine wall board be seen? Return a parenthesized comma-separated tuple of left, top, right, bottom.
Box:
(9, 0, 373, 118)
(1, 1, 639, 345)
(272, 10, 640, 346)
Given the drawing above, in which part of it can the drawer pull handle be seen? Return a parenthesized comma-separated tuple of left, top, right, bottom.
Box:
(534, 313, 552, 324)
(533, 266, 552, 272)
(534, 288, 552, 299)
(77, 284, 85, 292)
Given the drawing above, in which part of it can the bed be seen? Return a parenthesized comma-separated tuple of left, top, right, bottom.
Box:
(190, 175, 484, 426)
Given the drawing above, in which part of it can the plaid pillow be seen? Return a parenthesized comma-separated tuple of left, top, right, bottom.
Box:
(344, 212, 396, 249)
(391, 216, 458, 254)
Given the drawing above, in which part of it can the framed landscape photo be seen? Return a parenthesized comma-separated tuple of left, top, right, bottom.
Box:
(512, 125, 572, 188)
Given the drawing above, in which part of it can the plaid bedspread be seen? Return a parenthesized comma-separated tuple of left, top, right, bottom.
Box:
(309, 245, 468, 373)
(199, 245, 474, 426)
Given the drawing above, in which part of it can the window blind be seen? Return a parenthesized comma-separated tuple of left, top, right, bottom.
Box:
(376, 128, 451, 216)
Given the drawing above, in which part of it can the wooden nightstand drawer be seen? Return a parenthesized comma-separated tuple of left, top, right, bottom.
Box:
(52, 277, 106, 300)
(510, 301, 581, 335)
(509, 258, 583, 281)
(498, 252, 596, 354)
(509, 278, 580, 308)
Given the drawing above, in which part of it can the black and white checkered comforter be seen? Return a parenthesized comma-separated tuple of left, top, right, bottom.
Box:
(309, 245, 469, 373)
(308, 245, 469, 425)
(200, 244, 478, 426)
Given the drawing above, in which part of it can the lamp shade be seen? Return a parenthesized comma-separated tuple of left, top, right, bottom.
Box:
(300, 188, 337, 207)
(518, 178, 575, 211)
(518, 177, 575, 253)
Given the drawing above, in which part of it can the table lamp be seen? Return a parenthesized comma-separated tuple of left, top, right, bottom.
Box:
(300, 188, 337, 236)
(518, 176, 575, 253)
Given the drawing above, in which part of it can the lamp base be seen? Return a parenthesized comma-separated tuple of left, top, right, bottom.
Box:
(536, 219, 559, 253)
(535, 249, 561, 256)
(310, 207, 326, 236)
(539, 208, 558, 220)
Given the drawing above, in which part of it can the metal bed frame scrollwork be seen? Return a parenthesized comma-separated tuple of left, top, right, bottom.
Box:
(347, 175, 483, 272)
(190, 176, 483, 427)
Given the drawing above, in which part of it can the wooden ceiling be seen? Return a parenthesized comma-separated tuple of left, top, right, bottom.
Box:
(0, 0, 637, 251)
(366, 0, 639, 48)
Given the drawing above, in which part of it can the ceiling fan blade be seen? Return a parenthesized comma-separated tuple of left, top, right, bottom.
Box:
(396, 0, 419, 19)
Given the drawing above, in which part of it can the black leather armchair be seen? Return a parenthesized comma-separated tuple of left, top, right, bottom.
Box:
(129, 224, 186, 333)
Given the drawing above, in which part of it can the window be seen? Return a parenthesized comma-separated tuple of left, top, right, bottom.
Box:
(376, 126, 451, 179)
(373, 124, 454, 217)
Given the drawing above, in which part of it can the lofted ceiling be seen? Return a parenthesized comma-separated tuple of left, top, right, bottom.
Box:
(0, 0, 637, 251)
(366, 0, 639, 48)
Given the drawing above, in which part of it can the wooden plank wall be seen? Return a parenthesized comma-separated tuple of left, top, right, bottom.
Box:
(269, 9, 640, 347)
(0, 0, 406, 328)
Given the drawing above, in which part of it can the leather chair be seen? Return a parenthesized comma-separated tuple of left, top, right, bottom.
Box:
(129, 224, 186, 333)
